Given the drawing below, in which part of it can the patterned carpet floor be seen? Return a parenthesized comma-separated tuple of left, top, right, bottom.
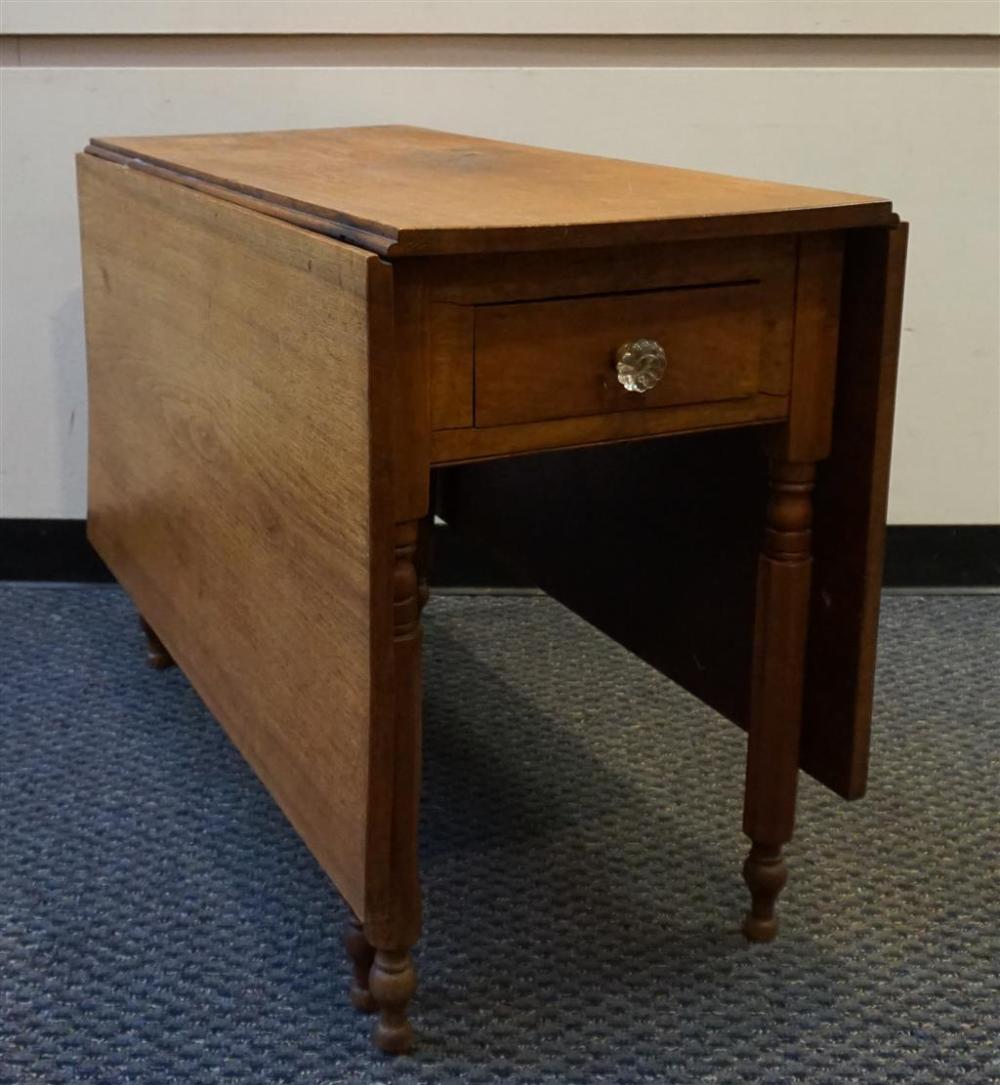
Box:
(1, 585, 998, 1084)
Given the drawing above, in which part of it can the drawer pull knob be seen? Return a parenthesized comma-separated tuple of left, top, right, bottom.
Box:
(615, 338, 667, 393)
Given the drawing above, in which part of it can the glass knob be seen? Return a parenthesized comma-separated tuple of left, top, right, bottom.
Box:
(615, 338, 667, 393)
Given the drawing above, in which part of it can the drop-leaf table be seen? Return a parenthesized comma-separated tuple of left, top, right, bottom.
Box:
(77, 126, 906, 1054)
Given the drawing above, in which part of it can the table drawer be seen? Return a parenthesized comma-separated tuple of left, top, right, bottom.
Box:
(473, 281, 780, 428)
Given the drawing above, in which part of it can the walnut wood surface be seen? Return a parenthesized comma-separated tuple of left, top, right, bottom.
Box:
(801, 222, 908, 797)
(473, 282, 771, 428)
(77, 153, 397, 921)
(427, 302, 475, 430)
(776, 233, 844, 462)
(415, 234, 796, 458)
(419, 234, 798, 308)
(431, 397, 786, 465)
(87, 126, 892, 256)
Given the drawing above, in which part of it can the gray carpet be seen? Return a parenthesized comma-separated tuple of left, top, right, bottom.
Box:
(1, 585, 998, 1084)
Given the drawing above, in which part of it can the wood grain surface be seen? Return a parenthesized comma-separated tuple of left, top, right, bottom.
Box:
(801, 221, 909, 798)
(473, 282, 770, 428)
(77, 153, 395, 919)
(414, 234, 796, 458)
(87, 126, 893, 256)
(774, 232, 844, 462)
(431, 395, 787, 465)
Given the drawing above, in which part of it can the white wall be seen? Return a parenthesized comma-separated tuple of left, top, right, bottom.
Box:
(2, 2, 998, 524)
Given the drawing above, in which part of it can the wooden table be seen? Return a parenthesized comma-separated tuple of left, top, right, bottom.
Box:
(76, 126, 907, 1054)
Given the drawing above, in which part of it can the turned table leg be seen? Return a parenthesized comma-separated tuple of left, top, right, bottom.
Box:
(358, 519, 425, 1054)
(139, 614, 175, 669)
(343, 913, 376, 1013)
(369, 948, 418, 1054)
(742, 457, 815, 942)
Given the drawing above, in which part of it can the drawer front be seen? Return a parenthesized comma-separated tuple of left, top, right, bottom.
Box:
(473, 281, 781, 428)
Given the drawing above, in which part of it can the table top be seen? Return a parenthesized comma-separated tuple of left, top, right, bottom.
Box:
(89, 125, 892, 256)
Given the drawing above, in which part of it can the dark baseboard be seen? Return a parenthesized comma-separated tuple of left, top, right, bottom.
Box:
(0, 520, 115, 583)
(880, 525, 999, 589)
(1, 519, 997, 589)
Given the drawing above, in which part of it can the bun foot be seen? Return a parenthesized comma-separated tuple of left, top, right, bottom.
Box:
(343, 914, 377, 1013)
(369, 948, 416, 1054)
(743, 911, 780, 943)
(139, 615, 175, 669)
(742, 841, 787, 943)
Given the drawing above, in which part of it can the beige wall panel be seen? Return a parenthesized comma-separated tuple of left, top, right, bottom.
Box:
(3, 1, 997, 37)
